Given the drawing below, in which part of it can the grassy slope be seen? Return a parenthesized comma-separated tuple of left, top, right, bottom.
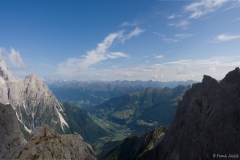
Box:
(62, 102, 109, 144)
(88, 86, 189, 135)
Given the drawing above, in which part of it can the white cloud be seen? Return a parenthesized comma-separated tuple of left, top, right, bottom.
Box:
(168, 20, 190, 29)
(215, 33, 240, 42)
(0, 47, 8, 60)
(107, 52, 129, 59)
(175, 34, 193, 39)
(223, 0, 240, 10)
(51, 55, 240, 81)
(124, 73, 132, 77)
(57, 28, 144, 76)
(120, 21, 138, 27)
(232, 18, 240, 22)
(184, 0, 228, 19)
(163, 38, 179, 43)
(155, 55, 163, 59)
(153, 32, 165, 38)
(167, 15, 176, 19)
(176, 66, 187, 75)
(0, 47, 5, 54)
(121, 27, 145, 42)
(57, 31, 124, 74)
(8, 48, 26, 68)
(209, 66, 216, 72)
(153, 32, 178, 43)
(128, 27, 144, 38)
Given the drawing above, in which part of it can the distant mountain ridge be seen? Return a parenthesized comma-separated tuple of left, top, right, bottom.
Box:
(46, 79, 196, 89)
(48, 79, 195, 108)
(86, 85, 190, 135)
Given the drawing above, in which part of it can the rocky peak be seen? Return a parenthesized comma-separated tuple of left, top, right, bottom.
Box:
(0, 60, 69, 136)
(221, 67, 240, 84)
(140, 68, 240, 160)
(11, 125, 96, 160)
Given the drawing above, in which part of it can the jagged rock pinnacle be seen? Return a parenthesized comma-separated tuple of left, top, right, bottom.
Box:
(140, 68, 240, 160)
(0, 59, 69, 136)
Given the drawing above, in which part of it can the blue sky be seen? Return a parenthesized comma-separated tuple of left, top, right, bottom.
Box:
(0, 0, 240, 81)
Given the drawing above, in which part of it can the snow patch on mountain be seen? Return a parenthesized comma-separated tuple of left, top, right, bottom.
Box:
(15, 112, 32, 134)
(56, 108, 69, 131)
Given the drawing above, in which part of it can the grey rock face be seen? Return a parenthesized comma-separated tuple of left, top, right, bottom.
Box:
(141, 68, 240, 160)
(99, 127, 166, 160)
(12, 125, 96, 160)
(0, 59, 69, 135)
(0, 103, 26, 159)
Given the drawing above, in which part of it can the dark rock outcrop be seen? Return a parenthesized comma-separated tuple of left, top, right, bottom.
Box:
(0, 103, 96, 160)
(0, 103, 26, 159)
(99, 126, 166, 160)
(140, 67, 240, 160)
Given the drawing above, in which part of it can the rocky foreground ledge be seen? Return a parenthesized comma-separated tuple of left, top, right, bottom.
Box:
(11, 125, 96, 160)
(0, 102, 96, 159)
(0, 103, 26, 159)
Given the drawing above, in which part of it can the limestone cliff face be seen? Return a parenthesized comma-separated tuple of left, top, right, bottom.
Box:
(0, 103, 26, 159)
(11, 125, 96, 160)
(141, 67, 240, 160)
(0, 59, 69, 135)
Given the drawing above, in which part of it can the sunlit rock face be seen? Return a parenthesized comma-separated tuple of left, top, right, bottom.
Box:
(11, 125, 96, 160)
(0, 103, 26, 159)
(0, 59, 69, 136)
(140, 67, 240, 160)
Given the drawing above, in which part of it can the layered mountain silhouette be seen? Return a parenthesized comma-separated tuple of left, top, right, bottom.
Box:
(87, 86, 189, 135)
(48, 80, 195, 108)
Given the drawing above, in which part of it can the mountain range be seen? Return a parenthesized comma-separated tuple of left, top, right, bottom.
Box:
(0, 59, 108, 143)
(86, 85, 190, 137)
(48, 79, 196, 108)
(101, 67, 240, 160)
(1, 56, 239, 159)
